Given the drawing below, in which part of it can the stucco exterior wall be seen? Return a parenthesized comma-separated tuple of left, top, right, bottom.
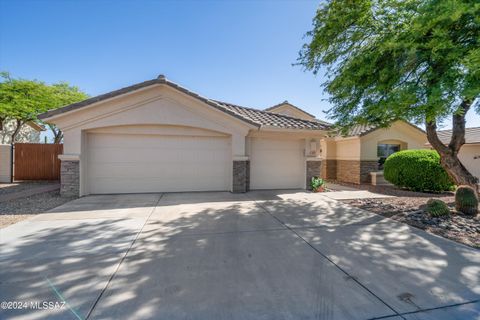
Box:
(360, 121, 427, 161)
(266, 104, 315, 121)
(53, 85, 252, 157)
(335, 138, 361, 160)
(0, 145, 11, 183)
(458, 144, 480, 179)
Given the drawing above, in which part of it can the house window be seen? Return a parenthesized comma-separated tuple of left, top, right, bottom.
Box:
(377, 144, 400, 169)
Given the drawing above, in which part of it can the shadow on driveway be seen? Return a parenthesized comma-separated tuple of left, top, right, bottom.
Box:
(0, 191, 478, 320)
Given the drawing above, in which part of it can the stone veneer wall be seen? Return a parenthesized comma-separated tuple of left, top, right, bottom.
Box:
(336, 160, 361, 184)
(321, 160, 337, 180)
(360, 161, 378, 184)
(306, 160, 322, 190)
(60, 160, 80, 197)
(232, 160, 249, 193)
(335, 160, 379, 184)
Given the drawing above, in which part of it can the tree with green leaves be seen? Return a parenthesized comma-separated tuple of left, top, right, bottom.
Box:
(298, 0, 480, 190)
(47, 82, 89, 143)
(0, 72, 88, 143)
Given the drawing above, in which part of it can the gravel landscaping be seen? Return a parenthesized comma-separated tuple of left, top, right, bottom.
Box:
(0, 190, 76, 229)
(0, 181, 59, 196)
(342, 195, 480, 249)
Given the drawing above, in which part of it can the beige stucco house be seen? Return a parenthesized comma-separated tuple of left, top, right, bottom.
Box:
(38, 75, 433, 197)
(39, 76, 330, 196)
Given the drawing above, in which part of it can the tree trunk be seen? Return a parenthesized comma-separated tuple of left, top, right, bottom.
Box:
(425, 100, 479, 192)
(53, 130, 63, 144)
(48, 124, 63, 144)
(10, 119, 24, 144)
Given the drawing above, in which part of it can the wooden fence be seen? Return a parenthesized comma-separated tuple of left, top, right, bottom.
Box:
(14, 143, 63, 181)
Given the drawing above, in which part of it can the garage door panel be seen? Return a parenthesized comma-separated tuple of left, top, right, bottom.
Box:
(89, 163, 229, 179)
(250, 138, 304, 190)
(87, 133, 230, 194)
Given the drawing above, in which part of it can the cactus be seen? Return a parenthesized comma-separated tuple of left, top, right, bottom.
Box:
(455, 185, 479, 216)
(426, 199, 450, 217)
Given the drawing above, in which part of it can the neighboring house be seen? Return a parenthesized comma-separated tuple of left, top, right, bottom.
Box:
(37, 75, 447, 197)
(434, 127, 480, 180)
(0, 120, 43, 144)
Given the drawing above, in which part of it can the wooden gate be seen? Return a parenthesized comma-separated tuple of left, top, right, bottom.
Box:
(14, 143, 63, 180)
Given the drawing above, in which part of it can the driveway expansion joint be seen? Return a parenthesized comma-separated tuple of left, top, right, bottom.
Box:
(85, 193, 164, 320)
(153, 227, 289, 238)
(251, 198, 405, 320)
(369, 299, 480, 319)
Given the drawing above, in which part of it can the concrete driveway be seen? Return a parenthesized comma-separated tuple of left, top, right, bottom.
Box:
(1, 191, 479, 320)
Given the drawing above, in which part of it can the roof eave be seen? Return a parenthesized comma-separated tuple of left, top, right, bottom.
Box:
(38, 77, 261, 129)
(259, 125, 330, 134)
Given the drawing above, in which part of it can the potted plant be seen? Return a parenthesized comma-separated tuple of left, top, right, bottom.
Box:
(310, 176, 326, 192)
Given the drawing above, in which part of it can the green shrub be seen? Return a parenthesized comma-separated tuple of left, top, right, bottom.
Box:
(383, 150, 455, 192)
(455, 185, 479, 216)
(426, 199, 450, 217)
(310, 176, 326, 192)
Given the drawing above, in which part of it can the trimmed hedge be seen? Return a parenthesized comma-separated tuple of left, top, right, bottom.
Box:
(383, 150, 455, 192)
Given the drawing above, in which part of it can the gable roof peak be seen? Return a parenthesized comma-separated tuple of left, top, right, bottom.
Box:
(265, 100, 317, 119)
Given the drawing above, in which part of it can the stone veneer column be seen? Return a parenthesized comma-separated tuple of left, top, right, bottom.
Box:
(360, 160, 379, 184)
(306, 159, 322, 190)
(321, 159, 337, 180)
(60, 160, 80, 197)
(232, 160, 250, 193)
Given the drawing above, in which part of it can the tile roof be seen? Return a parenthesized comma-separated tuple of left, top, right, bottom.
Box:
(343, 124, 378, 137)
(212, 100, 331, 130)
(333, 121, 425, 137)
(436, 127, 480, 144)
(38, 75, 331, 131)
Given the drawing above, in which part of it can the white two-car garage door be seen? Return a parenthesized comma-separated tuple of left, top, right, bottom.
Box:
(86, 133, 231, 194)
(250, 137, 305, 189)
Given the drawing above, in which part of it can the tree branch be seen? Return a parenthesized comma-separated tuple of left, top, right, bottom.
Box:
(10, 119, 24, 143)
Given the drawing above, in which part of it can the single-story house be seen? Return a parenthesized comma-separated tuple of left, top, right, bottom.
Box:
(434, 127, 480, 180)
(38, 75, 446, 196)
(39, 75, 330, 196)
(0, 121, 44, 144)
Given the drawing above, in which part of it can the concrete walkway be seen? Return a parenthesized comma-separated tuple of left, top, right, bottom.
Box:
(0, 191, 478, 319)
(324, 182, 394, 200)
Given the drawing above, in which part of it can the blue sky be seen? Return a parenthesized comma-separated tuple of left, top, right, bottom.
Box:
(1, 0, 478, 137)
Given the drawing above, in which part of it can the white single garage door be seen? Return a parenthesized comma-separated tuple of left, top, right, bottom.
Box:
(250, 137, 305, 189)
(86, 133, 231, 194)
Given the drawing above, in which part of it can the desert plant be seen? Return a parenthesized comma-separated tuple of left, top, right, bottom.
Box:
(383, 150, 455, 192)
(455, 186, 479, 216)
(426, 199, 450, 217)
(310, 176, 326, 192)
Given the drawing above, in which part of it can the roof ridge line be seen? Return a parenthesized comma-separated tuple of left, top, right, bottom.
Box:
(212, 99, 331, 126)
